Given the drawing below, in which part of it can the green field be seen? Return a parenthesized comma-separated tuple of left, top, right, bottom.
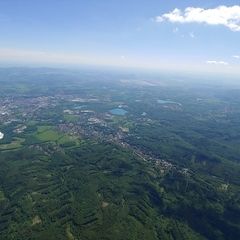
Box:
(33, 126, 82, 148)
(0, 137, 25, 151)
(63, 114, 79, 122)
(35, 126, 63, 141)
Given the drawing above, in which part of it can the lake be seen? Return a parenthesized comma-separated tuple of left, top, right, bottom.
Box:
(110, 108, 128, 116)
(157, 99, 181, 105)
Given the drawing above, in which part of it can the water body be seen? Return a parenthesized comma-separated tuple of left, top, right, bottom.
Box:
(73, 105, 86, 110)
(157, 99, 181, 105)
(0, 132, 4, 140)
(110, 108, 128, 116)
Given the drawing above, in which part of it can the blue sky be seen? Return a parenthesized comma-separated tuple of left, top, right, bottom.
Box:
(0, 0, 240, 74)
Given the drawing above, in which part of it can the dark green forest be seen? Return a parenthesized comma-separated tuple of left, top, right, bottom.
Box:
(0, 68, 240, 239)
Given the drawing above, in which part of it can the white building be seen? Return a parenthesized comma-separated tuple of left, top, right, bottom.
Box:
(0, 132, 4, 140)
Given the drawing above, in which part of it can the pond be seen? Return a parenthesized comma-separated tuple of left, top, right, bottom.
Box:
(109, 108, 128, 116)
(157, 99, 181, 105)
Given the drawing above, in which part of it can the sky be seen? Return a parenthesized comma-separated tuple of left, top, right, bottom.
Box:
(0, 0, 240, 75)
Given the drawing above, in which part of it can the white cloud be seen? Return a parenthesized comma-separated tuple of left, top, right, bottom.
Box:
(233, 55, 240, 59)
(173, 27, 179, 33)
(189, 32, 195, 38)
(206, 60, 229, 65)
(155, 5, 240, 31)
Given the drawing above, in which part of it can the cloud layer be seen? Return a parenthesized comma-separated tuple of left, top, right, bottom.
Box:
(206, 60, 229, 65)
(156, 5, 240, 31)
(233, 55, 240, 59)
